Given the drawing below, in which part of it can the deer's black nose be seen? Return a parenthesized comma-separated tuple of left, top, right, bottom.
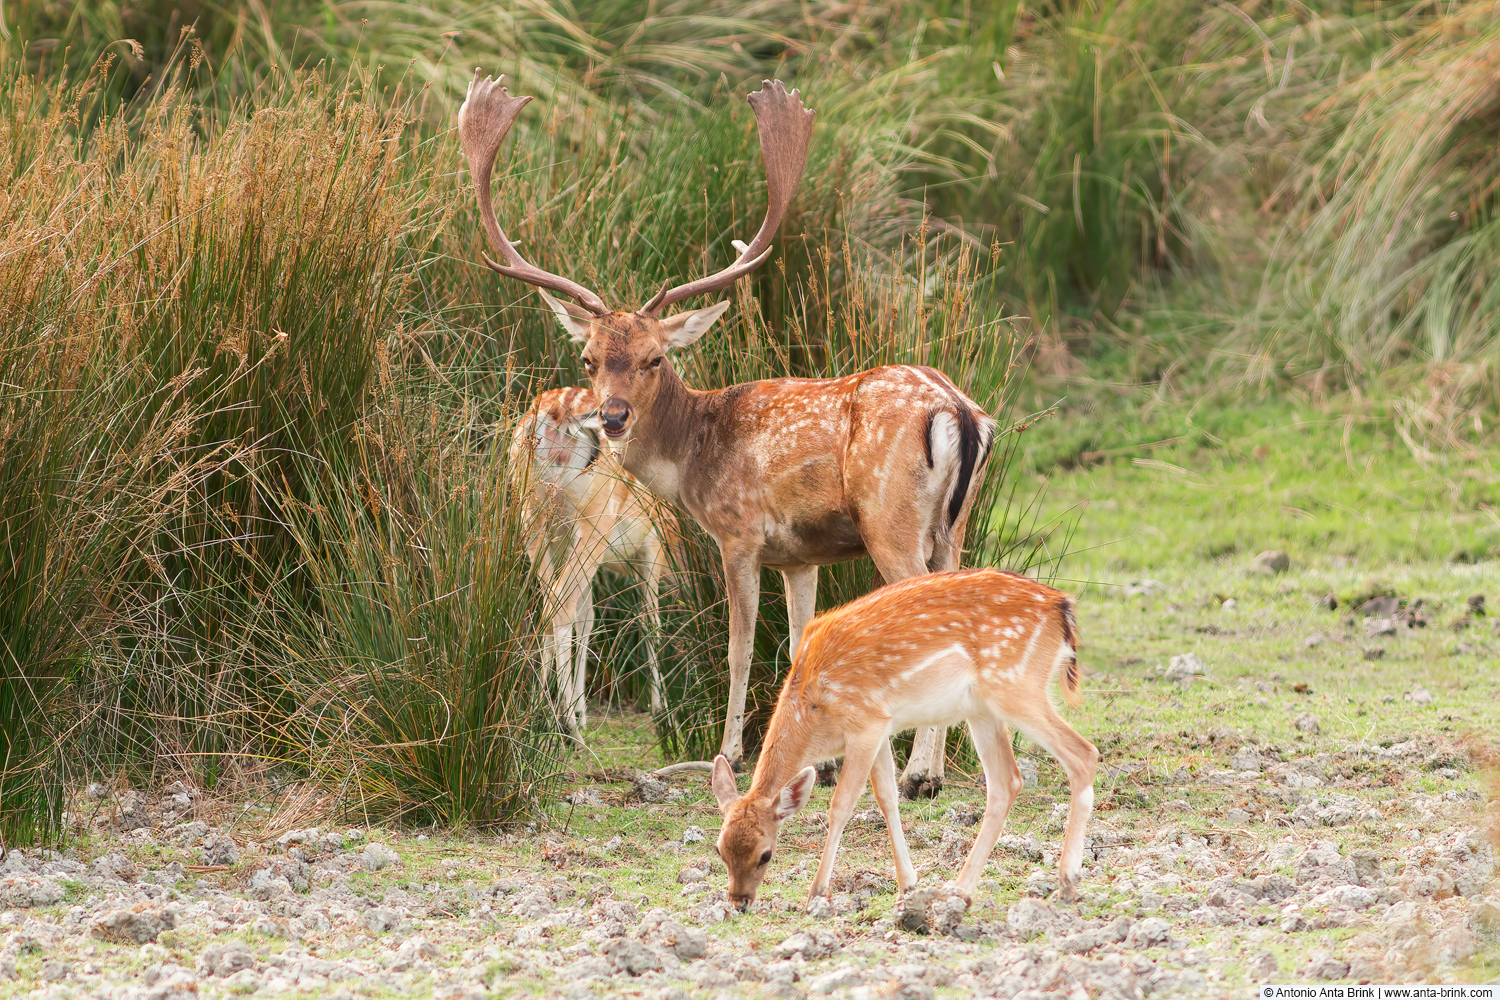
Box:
(731, 895, 751, 913)
(600, 397, 631, 436)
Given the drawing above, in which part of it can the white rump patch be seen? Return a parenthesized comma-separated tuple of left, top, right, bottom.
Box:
(928, 410, 960, 480)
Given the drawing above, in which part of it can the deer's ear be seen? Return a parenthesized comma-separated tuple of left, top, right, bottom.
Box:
(659, 300, 730, 351)
(775, 766, 817, 822)
(711, 755, 740, 812)
(537, 288, 596, 344)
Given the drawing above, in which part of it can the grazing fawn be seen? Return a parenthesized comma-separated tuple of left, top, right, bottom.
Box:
(510, 387, 675, 737)
(710, 568, 1099, 911)
(460, 71, 995, 787)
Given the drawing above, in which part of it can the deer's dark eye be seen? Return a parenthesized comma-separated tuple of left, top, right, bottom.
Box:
(645, 356, 663, 371)
(582, 358, 597, 373)
(758, 850, 772, 867)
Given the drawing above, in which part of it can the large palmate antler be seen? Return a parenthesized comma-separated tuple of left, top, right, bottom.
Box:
(458, 69, 610, 316)
(640, 80, 816, 316)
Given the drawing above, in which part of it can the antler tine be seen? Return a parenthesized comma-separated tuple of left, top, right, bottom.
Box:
(458, 68, 610, 316)
(642, 80, 815, 316)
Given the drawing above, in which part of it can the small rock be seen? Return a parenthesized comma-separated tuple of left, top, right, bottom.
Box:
(1404, 685, 1433, 705)
(39, 961, 71, 981)
(1247, 951, 1279, 979)
(676, 866, 708, 884)
(392, 935, 438, 969)
(1250, 550, 1290, 575)
(1162, 653, 1206, 684)
(808, 966, 865, 995)
(275, 828, 319, 850)
(0, 876, 64, 908)
(564, 789, 602, 807)
(1311, 593, 1338, 611)
(1227, 808, 1253, 825)
(362, 843, 400, 871)
(1304, 633, 1325, 648)
(1303, 950, 1350, 980)
(1125, 916, 1171, 948)
(1469, 898, 1500, 940)
(202, 833, 239, 866)
(1294, 713, 1321, 735)
(92, 906, 176, 944)
(601, 937, 663, 976)
(631, 773, 670, 804)
(1358, 596, 1400, 617)
(775, 928, 838, 960)
(1125, 579, 1165, 597)
(653, 920, 707, 960)
(940, 802, 979, 827)
(681, 826, 705, 845)
(1366, 617, 1398, 637)
(1221, 598, 1238, 610)
(86, 782, 109, 800)
(1005, 897, 1057, 941)
(364, 907, 401, 932)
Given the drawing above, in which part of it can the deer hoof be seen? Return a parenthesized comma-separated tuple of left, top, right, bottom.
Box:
(1053, 881, 1081, 904)
(814, 759, 840, 787)
(899, 773, 942, 800)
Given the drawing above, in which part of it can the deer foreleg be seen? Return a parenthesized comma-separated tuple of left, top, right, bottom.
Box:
(643, 539, 666, 716)
(808, 734, 881, 904)
(781, 564, 818, 657)
(720, 551, 761, 764)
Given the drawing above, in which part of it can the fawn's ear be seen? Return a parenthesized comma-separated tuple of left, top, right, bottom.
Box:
(711, 755, 740, 811)
(775, 766, 817, 821)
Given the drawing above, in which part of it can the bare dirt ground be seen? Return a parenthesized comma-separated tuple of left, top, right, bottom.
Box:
(2, 559, 1498, 999)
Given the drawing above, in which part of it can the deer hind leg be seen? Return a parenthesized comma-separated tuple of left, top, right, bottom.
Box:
(868, 736, 917, 893)
(809, 733, 883, 904)
(953, 718, 1024, 897)
(1016, 708, 1099, 902)
(719, 551, 761, 764)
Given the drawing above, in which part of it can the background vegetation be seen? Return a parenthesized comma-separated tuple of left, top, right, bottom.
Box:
(2, 0, 1496, 845)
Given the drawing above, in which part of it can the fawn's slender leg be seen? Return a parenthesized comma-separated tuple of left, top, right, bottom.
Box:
(953, 718, 1025, 896)
(868, 736, 917, 892)
(808, 734, 882, 902)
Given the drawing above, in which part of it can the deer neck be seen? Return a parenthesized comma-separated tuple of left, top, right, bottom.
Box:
(745, 686, 817, 801)
(614, 365, 710, 505)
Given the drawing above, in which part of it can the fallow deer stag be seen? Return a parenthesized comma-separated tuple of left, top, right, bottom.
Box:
(460, 69, 995, 792)
(712, 568, 1099, 912)
(510, 387, 675, 737)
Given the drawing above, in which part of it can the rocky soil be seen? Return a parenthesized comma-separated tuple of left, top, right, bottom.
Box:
(1, 743, 1496, 1000)
(4, 565, 1500, 998)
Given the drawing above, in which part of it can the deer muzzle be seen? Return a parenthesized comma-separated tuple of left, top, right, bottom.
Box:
(599, 397, 631, 438)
